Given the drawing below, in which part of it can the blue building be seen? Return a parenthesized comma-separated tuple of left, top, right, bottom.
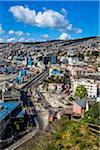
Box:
(50, 55, 57, 64)
(16, 76, 24, 84)
(28, 57, 33, 67)
(0, 101, 22, 137)
(16, 69, 27, 84)
(19, 69, 27, 77)
(43, 55, 57, 65)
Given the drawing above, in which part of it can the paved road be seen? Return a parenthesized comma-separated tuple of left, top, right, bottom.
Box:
(3, 70, 49, 150)
(21, 69, 49, 91)
(35, 89, 55, 114)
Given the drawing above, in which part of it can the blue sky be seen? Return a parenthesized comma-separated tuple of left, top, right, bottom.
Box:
(0, 1, 99, 42)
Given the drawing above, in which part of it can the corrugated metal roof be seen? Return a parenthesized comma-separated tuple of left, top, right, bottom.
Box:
(0, 101, 22, 121)
(75, 100, 86, 108)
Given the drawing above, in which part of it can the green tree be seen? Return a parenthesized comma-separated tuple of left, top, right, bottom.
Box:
(77, 53, 84, 61)
(17, 119, 99, 150)
(84, 102, 99, 124)
(68, 96, 75, 101)
(75, 84, 87, 99)
(86, 51, 91, 57)
(92, 51, 99, 57)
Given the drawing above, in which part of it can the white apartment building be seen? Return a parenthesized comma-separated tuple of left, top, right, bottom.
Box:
(73, 79, 97, 99)
(67, 65, 96, 77)
(37, 61, 45, 71)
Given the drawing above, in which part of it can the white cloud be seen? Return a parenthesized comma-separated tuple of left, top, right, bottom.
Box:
(26, 38, 35, 42)
(59, 33, 71, 40)
(8, 30, 14, 34)
(0, 38, 3, 43)
(8, 30, 24, 36)
(40, 34, 48, 39)
(18, 37, 35, 42)
(18, 37, 25, 42)
(61, 8, 67, 16)
(9, 6, 82, 33)
(15, 31, 24, 36)
(5, 36, 35, 43)
(76, 28, 82, 34)
(66, 24, 73, 31)
(0, 24, 5, 34)
(35, 10, 68, 29)
(9, 6, 36, 25)
(7, 37, 15, 42)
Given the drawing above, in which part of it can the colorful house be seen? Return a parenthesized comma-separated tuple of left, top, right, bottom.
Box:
(73, 100, 89, 118)
(49, 65, 64, 77)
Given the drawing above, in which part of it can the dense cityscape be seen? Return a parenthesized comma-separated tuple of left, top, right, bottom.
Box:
(0, 0, 99, 150)
(0, 36, 99, 150)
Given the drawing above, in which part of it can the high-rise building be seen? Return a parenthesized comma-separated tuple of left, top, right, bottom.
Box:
(50, 55, 57, 64)
(28, 56, 33, 67)
(42, 56, 50, 65)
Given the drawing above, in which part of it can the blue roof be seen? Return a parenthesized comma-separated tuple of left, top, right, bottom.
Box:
(0, 101, 22, 122)
(75, 100, 86, 108)
(17, 111, 24, 118)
